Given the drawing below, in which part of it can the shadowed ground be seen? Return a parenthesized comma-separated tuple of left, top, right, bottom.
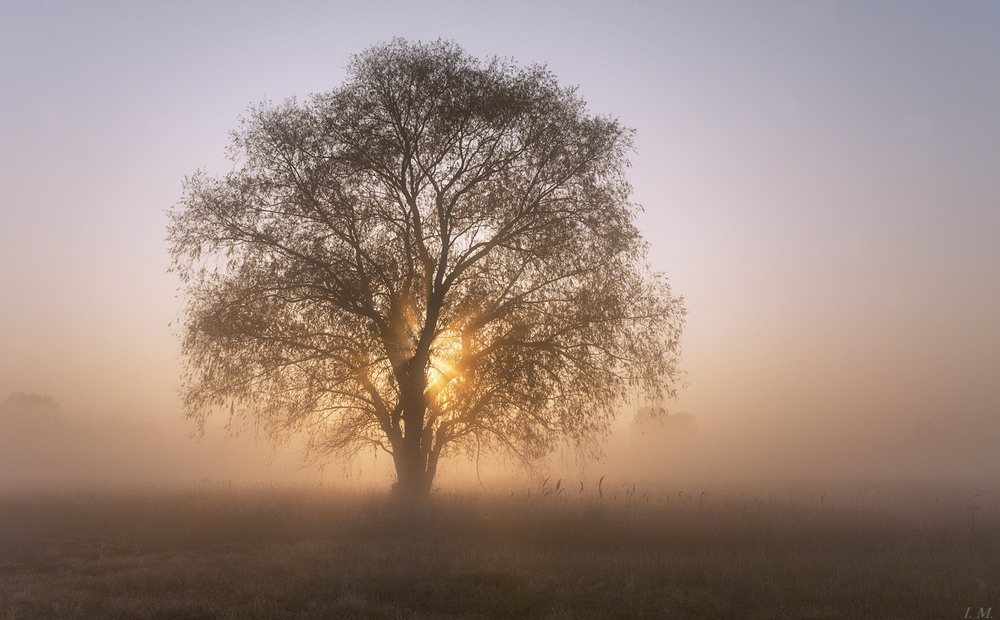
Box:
(0, 484, 996, 618)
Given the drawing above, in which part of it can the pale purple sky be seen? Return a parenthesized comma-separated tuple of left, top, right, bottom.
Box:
(2, 1, 998, 480)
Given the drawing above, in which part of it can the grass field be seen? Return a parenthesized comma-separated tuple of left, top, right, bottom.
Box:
(0, 481, 997, 618)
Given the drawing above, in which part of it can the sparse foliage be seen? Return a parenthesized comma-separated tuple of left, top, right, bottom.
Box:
(169, 39, 684, 496)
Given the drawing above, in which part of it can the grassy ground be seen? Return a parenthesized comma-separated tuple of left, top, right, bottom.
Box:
(0, 482, 997, 618)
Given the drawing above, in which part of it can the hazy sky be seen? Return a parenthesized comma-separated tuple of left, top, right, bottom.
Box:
(1, 1, 998, 482)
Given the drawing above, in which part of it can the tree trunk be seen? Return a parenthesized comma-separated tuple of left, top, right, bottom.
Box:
(391, 367, 434, 499)
(391, 443, 433, 498)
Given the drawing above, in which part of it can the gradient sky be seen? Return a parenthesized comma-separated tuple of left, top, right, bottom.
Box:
(1, 1, 998, 481)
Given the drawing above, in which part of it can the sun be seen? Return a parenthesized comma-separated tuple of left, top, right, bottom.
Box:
(428, 324, 466, 399)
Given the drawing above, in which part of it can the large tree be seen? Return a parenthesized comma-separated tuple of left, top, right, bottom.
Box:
(169, 39, 684, 497)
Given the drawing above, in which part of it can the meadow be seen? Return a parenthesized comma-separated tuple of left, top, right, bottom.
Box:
(0, 481, 997, 618)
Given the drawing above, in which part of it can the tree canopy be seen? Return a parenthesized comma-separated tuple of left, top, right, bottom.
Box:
(168, 39, 684, 496)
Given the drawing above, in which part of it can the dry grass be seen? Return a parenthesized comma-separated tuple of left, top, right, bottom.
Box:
(0, 482, 997, 618)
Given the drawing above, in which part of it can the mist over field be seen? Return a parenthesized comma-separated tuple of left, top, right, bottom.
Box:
(0, 392, 321, 489)
(4, 391, 1000, 618)
(3, 390, 997, 493)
